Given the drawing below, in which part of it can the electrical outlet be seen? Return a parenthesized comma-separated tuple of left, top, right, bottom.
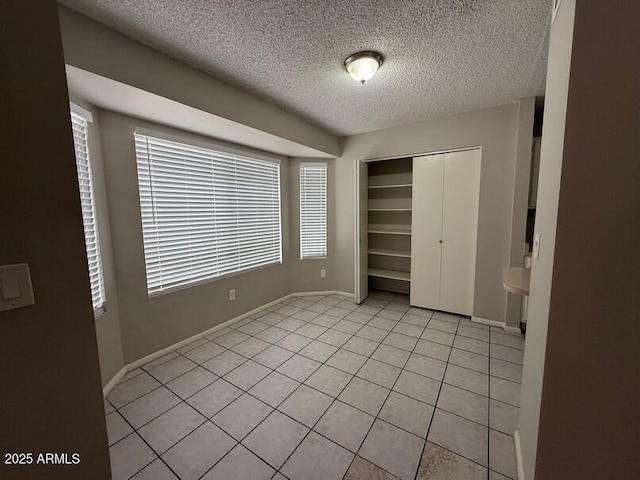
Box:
(229, 289, 236, 301)
(320, 269, 326, 278)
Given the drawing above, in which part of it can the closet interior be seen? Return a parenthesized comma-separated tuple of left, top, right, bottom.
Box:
(367, 158, 413, 295)
(360, 149, 481, 317)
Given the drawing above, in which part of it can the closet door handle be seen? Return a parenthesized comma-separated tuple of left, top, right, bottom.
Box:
(439, 240, 443, 243)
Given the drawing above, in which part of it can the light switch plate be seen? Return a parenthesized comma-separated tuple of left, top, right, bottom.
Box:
(0, 272, 21, 300)
(0, 263, 35, 312)
(229, 289, 236, 301)
(320, 269, 327, 278)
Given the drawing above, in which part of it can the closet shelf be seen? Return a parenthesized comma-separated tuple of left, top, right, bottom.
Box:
(368, 208, 412, 212)
(368, 225, 412, 235)
(368, 248, 411, 258)
(368, 183, 413, 189)
(368, 268, 410, 282)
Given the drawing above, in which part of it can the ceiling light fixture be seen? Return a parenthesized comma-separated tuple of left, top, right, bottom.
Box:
(344, 51, 384, 84)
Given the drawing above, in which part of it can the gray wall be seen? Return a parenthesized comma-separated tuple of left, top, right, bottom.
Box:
(57, 2, 537, 377)
(57, 4, 346, 372)
(70, 97, 126, 387)
(505, 98, 535, 324)
(57, 4, 340, 157)
(93, 111, 341, 365)
(0, 2, 110, 478)
(99, 111, 299, 363)
(520, 0, 640, 477)
(58, 3, 345, 375)
(287, 158, 336, 292)
(336, 101, 534, 325)
(517, 1, 575, 476)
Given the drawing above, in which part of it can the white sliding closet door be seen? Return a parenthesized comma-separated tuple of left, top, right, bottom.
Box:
(410, 154, 444, 309)
(440, 149, 480, 315)
(410, 149, 480, 315)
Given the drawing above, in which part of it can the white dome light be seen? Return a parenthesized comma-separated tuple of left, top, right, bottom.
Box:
(344, 51, 384, 84)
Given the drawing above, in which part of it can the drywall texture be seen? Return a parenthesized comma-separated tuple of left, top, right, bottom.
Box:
(59, 0, 551, 136)
(0, 3, 110, 479)
(98, 111, 339, 363)
(336, 102, 533, 325)
(70, 97, 126, 387)
(517, 2, 575, 477)
(533, 1, 640, 477)
(57, 4, 340, 156)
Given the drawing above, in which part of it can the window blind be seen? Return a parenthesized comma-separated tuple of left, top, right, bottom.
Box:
(135, 133, 282, 294)
(71, 111, 106, 314)
(300, 163, 327, 259)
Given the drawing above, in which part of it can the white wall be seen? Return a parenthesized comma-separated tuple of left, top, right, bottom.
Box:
(336, 101, 534, 325)
(517, 1, 575, 478)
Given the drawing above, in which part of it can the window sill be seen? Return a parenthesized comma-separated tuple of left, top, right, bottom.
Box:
(94, 306, 106, 320)
(147, 260, 284, 298)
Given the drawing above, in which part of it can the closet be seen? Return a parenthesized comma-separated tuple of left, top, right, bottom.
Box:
(355, 149, 480, 317)
(366, 158, 413, 295)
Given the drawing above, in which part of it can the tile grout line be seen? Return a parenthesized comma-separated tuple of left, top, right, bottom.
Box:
(412, 311, 461, 480)
(190, 299, 378, 479)
(117, 295, 408, 468)
(108, 292, 521, 480)
(125, 355, 245, 480)
(112, 403, 184, 480)
(196, 292, 408, 479)
(343, 301, 435, 480)
(429, 321, 523, 475)
(121, 294, 357, 480)
(270, 295, 403, 479)
(338, 295, 420, 479)
(109, 318, 518, 450)
(166, 338, 313, 479)
(255, 307, 516, 452)
(488, 323, 492, 480)
(108, 301, 518, 411)
(108, 294, 364, 478)
(178, 294, 395, 479)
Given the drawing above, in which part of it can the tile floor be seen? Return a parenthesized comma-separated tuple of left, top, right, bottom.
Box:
(105, 291, 525, 480)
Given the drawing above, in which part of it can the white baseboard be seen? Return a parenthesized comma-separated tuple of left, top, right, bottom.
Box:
(125, 293, 294, 372)
(472, 316, 505, 328)
(514, 429, 525, 480)
(292, 290, 353, 298)
(103, 291, 354, 397)
(472, 316, 523, 334)
(103, 366, 127, 397)
(504, 325, 523, 334)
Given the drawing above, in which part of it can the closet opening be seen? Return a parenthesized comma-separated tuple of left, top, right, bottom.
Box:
(355, 149, 481, 317)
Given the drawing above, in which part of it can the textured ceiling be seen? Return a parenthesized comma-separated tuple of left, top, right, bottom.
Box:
(60, 0, 552, 136)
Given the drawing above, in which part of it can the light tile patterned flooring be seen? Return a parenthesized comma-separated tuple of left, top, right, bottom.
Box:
(105, 291, 525, 480)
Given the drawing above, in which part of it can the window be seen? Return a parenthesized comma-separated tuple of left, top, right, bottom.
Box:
(70, 107, 106, 315)
(299, 163, 327, 259)
(135, 132, 282, 294)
